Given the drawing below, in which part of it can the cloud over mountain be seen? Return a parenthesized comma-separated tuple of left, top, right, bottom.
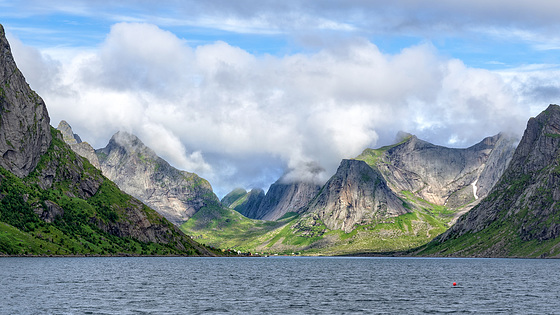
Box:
(7, 22, 537, 197)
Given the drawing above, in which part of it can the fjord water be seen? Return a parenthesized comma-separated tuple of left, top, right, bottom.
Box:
(1, 257, 558, 314)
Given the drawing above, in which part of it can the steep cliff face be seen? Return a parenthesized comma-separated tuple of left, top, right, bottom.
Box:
(421, 105, 560, 258)
(358, 133, 516, 210)
(305, 159, 409, 232)
(57, 120, 101, 169)
(253, 179, 321, 221)
(0, 25, 51, 178)
(231, 188, 265, 219)
(96, 131, 220, 225)
(0, 25, 214, 256)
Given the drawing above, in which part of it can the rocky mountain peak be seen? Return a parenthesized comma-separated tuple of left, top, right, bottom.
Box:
(424, 104, 560, 257)
(508, 104, 560, 173)
(56, 120, 101, 169)
(102, 131, 147, 154)
(378, 132, 516, 207)
(96, 131, 220, 225)
(0, 24, 51, 177)
(57, 120, 81, 145)
(305, 159, 409, 232)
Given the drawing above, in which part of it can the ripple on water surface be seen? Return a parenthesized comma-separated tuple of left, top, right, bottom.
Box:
(0, 256, 559, 314)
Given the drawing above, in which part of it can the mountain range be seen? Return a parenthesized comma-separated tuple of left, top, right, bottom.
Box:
(418, 104, 560, 258)
(183, 131, 518, 255)
(0, 24, 215, 256)
(5, 20, 560, 258)
(58, 105, 521, 255)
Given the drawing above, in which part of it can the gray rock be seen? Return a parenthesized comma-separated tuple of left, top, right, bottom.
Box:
(96, 131, 220, 225)
(57, 120, 101, 169)
(256, 178, 321, 221)
(377, 133, 516, 207)
(33, 200, 64, 223)
(434, 105, 560, 255)
(0, 24, 51, 177)
(57, 120, 81, 145)
(305, 159, 409, 232)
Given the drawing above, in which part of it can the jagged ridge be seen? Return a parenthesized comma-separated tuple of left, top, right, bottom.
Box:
(418, 105, 560, 257)
(95, 131, 220, 225)
(0, 23, 215, 256)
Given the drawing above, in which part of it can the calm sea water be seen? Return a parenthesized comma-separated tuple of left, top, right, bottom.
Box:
(0, 256, 559, 314)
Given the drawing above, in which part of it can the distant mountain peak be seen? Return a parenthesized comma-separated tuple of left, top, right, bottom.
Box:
(95, 131, 220, 225)
(109, 131, 147, 151)
(395, 131, 414, 143)
(421, 104, 560, 257)
(56, 120, 101, 170)
(57, 120, 82, 145)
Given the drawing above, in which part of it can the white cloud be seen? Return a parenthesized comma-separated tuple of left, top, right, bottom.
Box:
(9, 22, 541, 198)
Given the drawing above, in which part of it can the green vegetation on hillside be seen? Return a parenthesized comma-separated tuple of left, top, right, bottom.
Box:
(181, 201, 452, 255)
(221, 188, 247, 208)
(354, 135, 411, 167)
(180, 204, 289, 252)
(416, 206, 560, 258)
(416, 166, 560, 258)
(0, 129, 216, 256)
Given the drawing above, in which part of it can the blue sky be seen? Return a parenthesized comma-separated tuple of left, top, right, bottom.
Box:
(3, 0, 560, 68)
(2, 0, 560, 196)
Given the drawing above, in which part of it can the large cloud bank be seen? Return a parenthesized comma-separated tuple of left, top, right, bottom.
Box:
(8, 23, 540, 197)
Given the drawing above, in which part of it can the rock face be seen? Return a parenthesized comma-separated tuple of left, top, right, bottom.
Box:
(30, 129, 104, 199)
(232, 188, 265, 219)
(256, 179, 321, 220)
(0, 24, 51, 177)
(0, 25, 213, 256)
(305, 159, 409, 232)
(375, 133, 516, 208)
(96, 131, 220, 225)
(222, 178, 321, 221)
(57, 120, 101, 169)
(428, 105, 560, 257)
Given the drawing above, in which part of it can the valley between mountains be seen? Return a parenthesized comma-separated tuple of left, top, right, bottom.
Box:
(57, 114, 522, 256)
(3, 21, 560, 257)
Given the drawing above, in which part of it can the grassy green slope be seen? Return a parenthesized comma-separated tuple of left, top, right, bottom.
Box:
(0, 129, 217, 256)
(181, 136, 463, 256)
(180, 205, 291, 252)
(221, 188, 247, 208)
(181, 201, 451, 255)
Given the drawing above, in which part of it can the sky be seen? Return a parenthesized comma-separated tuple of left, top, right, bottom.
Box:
(2, 0, 560, 198)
